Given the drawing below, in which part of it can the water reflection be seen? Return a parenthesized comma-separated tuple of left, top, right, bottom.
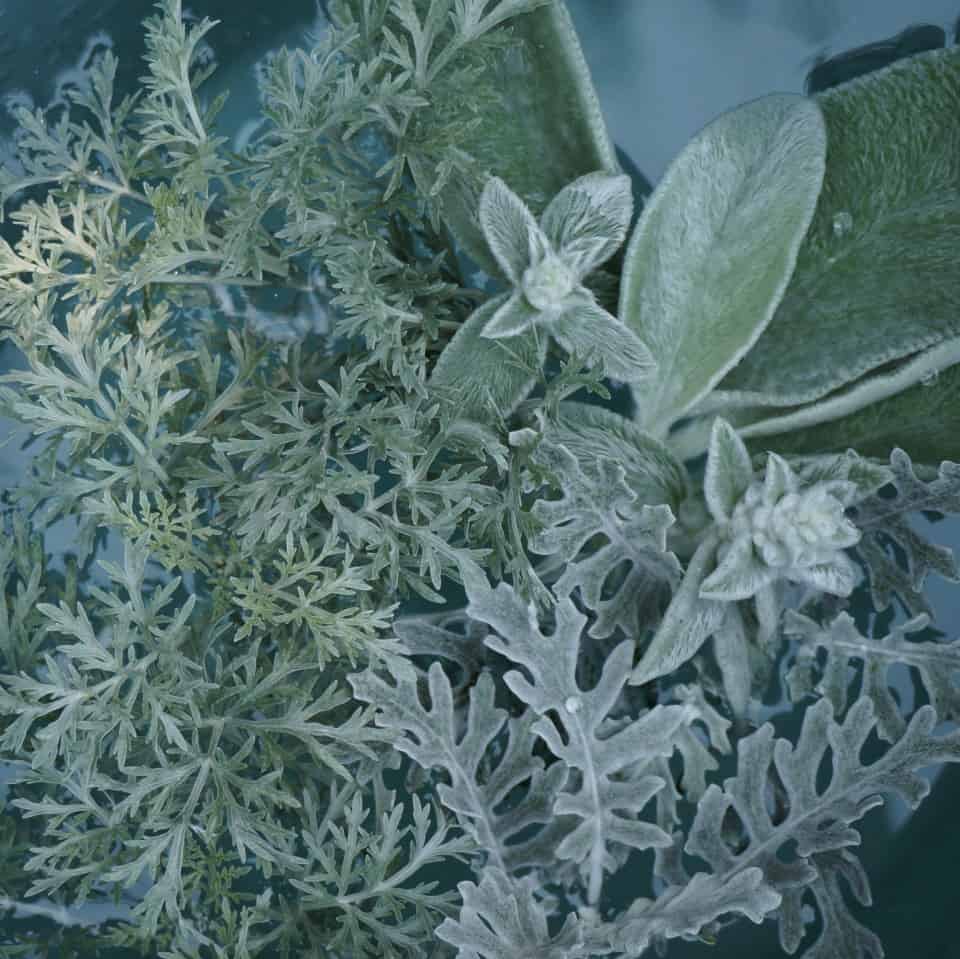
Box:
(774, 0, 841, 43)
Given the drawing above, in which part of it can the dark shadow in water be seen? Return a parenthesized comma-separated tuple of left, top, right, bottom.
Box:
(804, 23, 947, 93)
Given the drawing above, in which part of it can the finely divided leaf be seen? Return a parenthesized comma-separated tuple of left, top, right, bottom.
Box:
(786, 608, 960, 742)
(350, 664, 569, 875)
(466, 579, 691, 904)
(436, 867, 583, 959)
(529, 437, 682, 640)
(850, 449, 960, 614)
(686, 697, 960, 953)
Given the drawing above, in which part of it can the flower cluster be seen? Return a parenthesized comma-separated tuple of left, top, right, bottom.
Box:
(728, 471, 860, 572)
(700, 420, 861, 601)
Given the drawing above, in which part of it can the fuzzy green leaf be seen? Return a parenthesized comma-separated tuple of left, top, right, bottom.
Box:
(629, 535, 726, 687)
(718, 48, 960, 407)
(429, 294, 547, 423)
(422, 0, 619, 274)
(621, 94, 826, 434)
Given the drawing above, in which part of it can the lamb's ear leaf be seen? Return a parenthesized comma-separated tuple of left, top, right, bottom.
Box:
(621, 93, 826, 436)
(412, 0, 619, 276)
(630, 536, 726, 687)
(717, 47, 960, 407)
(744, 358, 960, 466)
(670, 341, 960, 464)
(548, 401, 690, 511)
(429, 295, 547, 423)
(704, 418, 754, 523)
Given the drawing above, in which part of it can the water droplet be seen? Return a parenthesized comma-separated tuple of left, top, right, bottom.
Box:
(920, 369, 940, 387)
(832, 211, 854, 238)
(564, 696, 582, 715)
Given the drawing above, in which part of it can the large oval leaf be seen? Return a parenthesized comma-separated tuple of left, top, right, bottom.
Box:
(412, 0, 619, 276)
(620, 94, 826, 436)
(717, 48, 960, 407)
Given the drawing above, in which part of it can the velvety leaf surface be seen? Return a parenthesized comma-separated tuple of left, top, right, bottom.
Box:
(748, 360, 960, 465)
(629, 536, 726, 687)
(718, 47, 960, 406)
(548, 401, 689, 510)
(620, 93, 826, 434)
(428, 294, 547, 421)
(423, 0, 619, 275)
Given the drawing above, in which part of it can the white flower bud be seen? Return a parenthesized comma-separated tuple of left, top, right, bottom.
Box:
(730, 475, 859, 573)
(521, 251, 575, 311)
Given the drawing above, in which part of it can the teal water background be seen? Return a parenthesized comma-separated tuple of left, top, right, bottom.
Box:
(1, 0, 960, 954)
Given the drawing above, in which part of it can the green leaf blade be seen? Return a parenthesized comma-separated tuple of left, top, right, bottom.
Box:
(621, 93, 827, 435)
(428, 295, 546, 423)
(717, 47, 960, 407)
(423, 0, 619, 274)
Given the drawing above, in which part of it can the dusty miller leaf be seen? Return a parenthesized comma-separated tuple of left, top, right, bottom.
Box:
(850, 448, 960, 614)
(529, 438, 682, 640)
(466, 579, 692, 905)
(436, 867, 584, 959)
(350, 664, 570, 875)
(686, 697, 960, 954)
(786, 609, 960, 742)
